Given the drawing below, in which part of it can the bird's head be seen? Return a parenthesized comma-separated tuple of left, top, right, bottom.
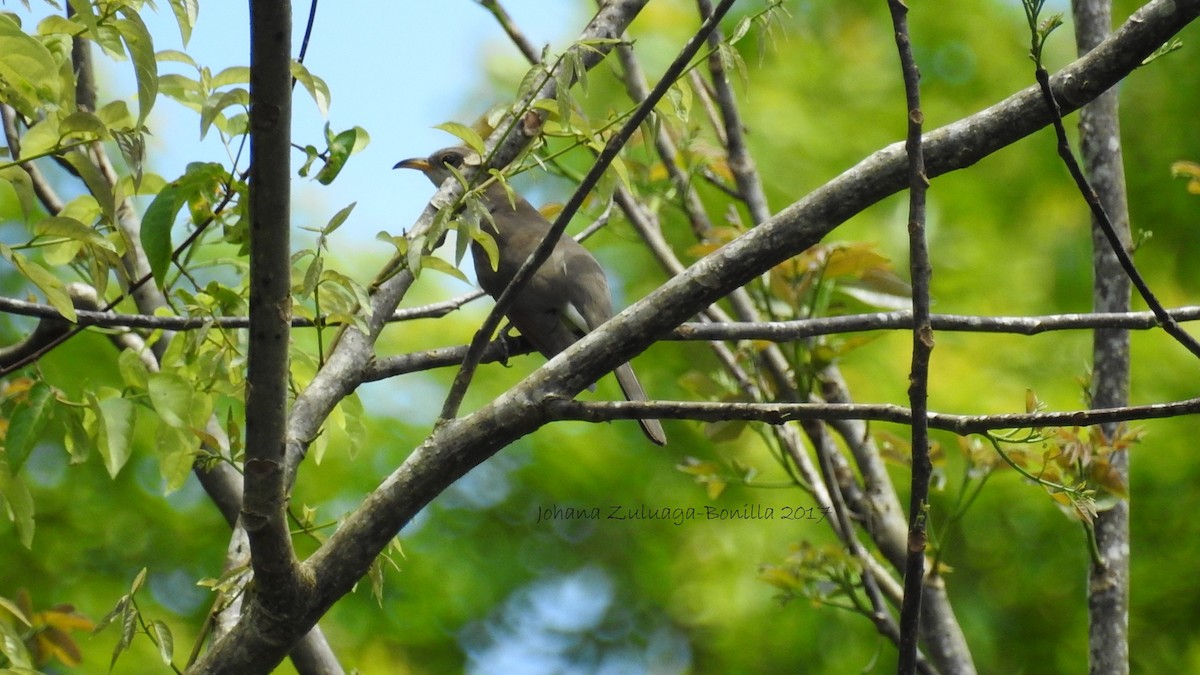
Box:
(393, 146, 482, 187)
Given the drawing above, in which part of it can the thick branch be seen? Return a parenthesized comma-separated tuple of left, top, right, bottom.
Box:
(243, 0, 304, 618)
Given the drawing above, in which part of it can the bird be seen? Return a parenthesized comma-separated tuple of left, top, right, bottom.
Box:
(395, 146, 667, 446)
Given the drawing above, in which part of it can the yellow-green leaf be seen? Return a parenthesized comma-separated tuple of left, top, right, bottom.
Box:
(0, 245, 76, 322)
(91, 394, 135, 478)
(290, 61, 330, 116)
(35, 215, 115, 250)
(114, 11, 157, 125)
(0, 14, 63, 118)
(148, 371, 192, 428)
(419, 254, 468, 283)
(0, 462, 36, 548)
(434, 121, 485, 155)
(167, 0, 198, 46)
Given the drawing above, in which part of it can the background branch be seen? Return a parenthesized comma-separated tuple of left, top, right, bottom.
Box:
(1071, 0, 1133, 672)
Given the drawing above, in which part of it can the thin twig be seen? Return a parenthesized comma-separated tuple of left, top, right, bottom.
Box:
(548, 394, 1200, 435)
(1032, 39, 1200, 360)
(884, 0, 932, 671)
(8, 292, 1200, 339)
(476, 0, 541, 63)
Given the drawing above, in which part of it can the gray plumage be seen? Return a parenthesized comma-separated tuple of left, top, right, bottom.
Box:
(395, 146, 667, 446)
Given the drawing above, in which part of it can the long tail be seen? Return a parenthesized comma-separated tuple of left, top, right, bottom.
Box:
(614, 363, 667, 446)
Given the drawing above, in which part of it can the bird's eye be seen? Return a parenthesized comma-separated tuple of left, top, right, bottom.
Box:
(439, 152, 462, 168)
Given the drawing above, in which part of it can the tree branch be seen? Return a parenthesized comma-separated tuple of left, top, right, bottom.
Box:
(885, 0, 935, 671)
(545, 395, 1200, 434)
(1071, 0, 1132, 672)
(242, 0, 304, 613)
(476, 0, 541, 63)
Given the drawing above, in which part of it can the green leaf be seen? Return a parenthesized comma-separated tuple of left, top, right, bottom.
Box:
(0, 244, 76, 321)
(18, 116, 61, 159)
(158, 430, 196, 494)
(96, 100, 135, 129)
(149, 619, 174, 665)
(65, 0, 99, 36)
(290, 60, 330, 116)
(91, 394, 135, 478)
(117, 346, 150, 390)
(148, 372, 193, 428)
(36, 15, 86, 37)
(406, 233, 426, 277)
(300, 254, 323, 299)
(167, 0, 198, 46)
(0, 14, 63, 118)
(158, 73, 204, 110)
(59, 110, 110, 141)
(434, 122, 485, 155)
(112, 600, 137, 670)
(339, 392, 366, 456)
(729, 15, 753, 45)
(62, 406, 90, 464)
(199, 87, 248, 140)
(155, 48, 196, 66)
(323, 201, 357, 236)
(6, 381, 53, 473)
(315, 126, 369, 185)
(130, 567, 148, 594)
(116, 172, 168, 205)
(0, 462, 36, 548)
(0, 165, 38, 221)
(141, 184, 184, 288)
(470, 227, 500, 273)
(211, 65, 250, 88)
(375, 231, 409, 256)
(42, 238, 82, 266)
(0, 594, 31, 627)
(113, 129, 147, 186)
(34, 215, 116, 251)
(93, 595, 128, 637)
(114, 10, 158, 125)
(59, 194, 102, 225)
(61, 150, 115, 223)
(420, 255, 468, 283)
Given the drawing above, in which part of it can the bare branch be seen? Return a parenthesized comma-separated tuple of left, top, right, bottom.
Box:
(476, 0, 541, 63)
(8, 289, 1200, 345)
(241, 0, 304, 609)
(546, 395, 1200, 434)
(883, 0, 935, 670)
(1071, 0, 1133, 671)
